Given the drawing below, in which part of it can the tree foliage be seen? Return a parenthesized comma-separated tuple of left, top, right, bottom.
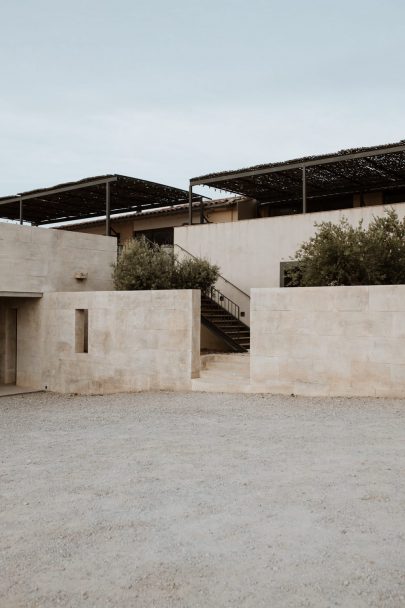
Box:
(112, 238, 219, 291)
(286, 209, 405, 287)
(174, 256, 220, 290)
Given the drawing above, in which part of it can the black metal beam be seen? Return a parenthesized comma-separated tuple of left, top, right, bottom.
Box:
(190, 143, 405, 186)
(0, 176, 118, 206)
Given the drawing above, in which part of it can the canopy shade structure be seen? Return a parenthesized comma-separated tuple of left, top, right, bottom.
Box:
(189, 141, 405, 221)
(0, 174, 203, 232)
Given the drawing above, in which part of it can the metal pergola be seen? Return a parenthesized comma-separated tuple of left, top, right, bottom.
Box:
(0, 174, 203, 235)
(188, 141, 405, 223)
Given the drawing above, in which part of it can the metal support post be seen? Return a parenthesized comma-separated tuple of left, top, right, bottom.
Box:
(302, 166, 307, 214)
(19, 197, 23, 225)
(188, 184, 193, 225)
(105, 181, 111, 236)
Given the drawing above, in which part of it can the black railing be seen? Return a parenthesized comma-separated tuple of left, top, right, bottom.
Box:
(174, 243, 250, 301)
(205, 286, 240, 320)
(202, 287, 248, 350)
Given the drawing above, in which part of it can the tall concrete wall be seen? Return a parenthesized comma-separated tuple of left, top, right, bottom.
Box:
(0, 223, 117, 293)
(15, 290, 200, 394)
(250, 285, 405, 398)
(174, 202, 405, 295)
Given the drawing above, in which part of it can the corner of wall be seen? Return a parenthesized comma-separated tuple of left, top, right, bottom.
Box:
(191, 289, 201, 378)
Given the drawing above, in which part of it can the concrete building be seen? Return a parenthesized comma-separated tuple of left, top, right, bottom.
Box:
(1, 140, 405, 398)
(176, 141, 405, 306)
(0, 174, 204, 395)
(0, 222, 200, 395)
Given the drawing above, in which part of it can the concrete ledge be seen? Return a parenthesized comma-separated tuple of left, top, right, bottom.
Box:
(0, 292, 43, 298)
(0, 385, 43, 397)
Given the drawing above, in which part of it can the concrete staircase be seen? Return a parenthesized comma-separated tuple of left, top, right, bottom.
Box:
(192, 353, 251, 393)
(201, 293, 250, 352)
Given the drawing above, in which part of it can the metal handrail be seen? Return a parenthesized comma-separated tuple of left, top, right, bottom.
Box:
(203, 286, 245, 346)
(122, 238, 250, 304)
(173, 243, 250, 300)
(205, 285, 241, 320)
(123, 236, 247, 347)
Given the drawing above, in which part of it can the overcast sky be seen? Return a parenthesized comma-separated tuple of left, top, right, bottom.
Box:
(1, 0, 405, 196)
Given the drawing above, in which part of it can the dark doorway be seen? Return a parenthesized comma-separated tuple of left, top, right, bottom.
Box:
(0, 307, 17, 385)
(133, 227, 174, 246)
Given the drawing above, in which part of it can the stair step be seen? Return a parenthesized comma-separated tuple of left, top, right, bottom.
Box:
(199, 371, 249, 382)
(201, 354, 249, 368)
(202, 358, 249, 367)
(201, 361, 249, 368)
(202, 312, 236, 317)
(220, 329, 249, 334)
(201, 353, 249, 362)
(201, 290, 250, 353)
(200, 359, 250, 368)
(192, 378, 252, 394)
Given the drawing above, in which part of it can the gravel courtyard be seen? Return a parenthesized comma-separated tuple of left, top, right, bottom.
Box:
(1, 391, 404, 608)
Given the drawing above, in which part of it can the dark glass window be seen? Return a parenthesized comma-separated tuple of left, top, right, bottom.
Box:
(133, 227, 174, 246)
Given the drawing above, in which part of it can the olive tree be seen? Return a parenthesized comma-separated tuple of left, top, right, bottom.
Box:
(112, 237, 219, 291)
(286, 209, 405, 286)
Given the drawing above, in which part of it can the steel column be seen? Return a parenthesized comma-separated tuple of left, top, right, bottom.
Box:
(105, 181, 111, 236)
(200, 193, 204, 224)
(188, 184, 193, 225)
(302, 166, 307, 213)
(19, 197, 23, 225)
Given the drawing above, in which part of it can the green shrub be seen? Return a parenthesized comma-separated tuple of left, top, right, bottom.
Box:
(174, 257, 219, 291)
(286, 208, 405, 287)
(112, 238, 175, 290)
(112, 238, 219, 291)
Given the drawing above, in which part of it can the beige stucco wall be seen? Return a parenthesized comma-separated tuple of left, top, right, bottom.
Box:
(69, 206, 237, 242)
(72, 213, 191, 238)
(174, 202, 405, 295)
(15, 290, 200, 394)
(0, 223, 117, 293)
(250, 285, 405, 398)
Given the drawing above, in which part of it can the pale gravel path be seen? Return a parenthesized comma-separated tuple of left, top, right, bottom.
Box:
(1, 391, 404, 608)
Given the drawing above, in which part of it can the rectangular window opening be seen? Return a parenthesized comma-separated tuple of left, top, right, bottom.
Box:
(280, 261, 301, 287)
(75, 309, 88, 353)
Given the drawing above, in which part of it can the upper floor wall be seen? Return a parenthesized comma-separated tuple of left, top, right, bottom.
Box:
(174, 201, 405, 294)
(62, 199, 246, 245)
(0, 223, 116, 294)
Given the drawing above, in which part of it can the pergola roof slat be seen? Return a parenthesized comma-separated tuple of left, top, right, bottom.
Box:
(190, 141, 405, 205)
(0, 174, 204, 225)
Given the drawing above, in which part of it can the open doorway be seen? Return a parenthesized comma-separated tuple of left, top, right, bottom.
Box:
(0, 306, 17, 387)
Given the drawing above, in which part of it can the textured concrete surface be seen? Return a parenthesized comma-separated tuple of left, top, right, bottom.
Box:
(251, 285, 405, 398)
(174, 201, 405, 296)
(0, 222, 116, 294)
(6, 290, 200, 394)
(1, 391, 404, 607)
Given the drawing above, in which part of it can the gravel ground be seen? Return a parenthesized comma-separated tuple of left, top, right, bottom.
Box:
(1, 391, 404, 608)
